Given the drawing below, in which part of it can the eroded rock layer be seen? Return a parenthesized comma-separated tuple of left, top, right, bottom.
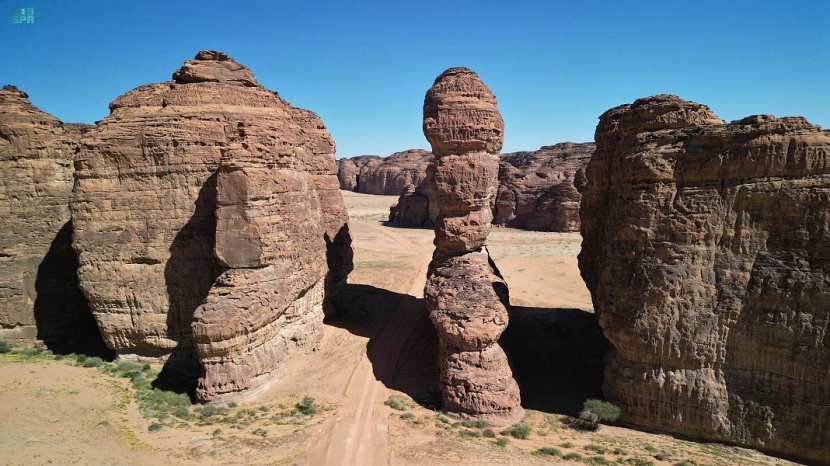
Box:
(0, 86, 108, 355)
(337, 149, 433, 195)
(71, 51, 352, 401)
(389, 143, 593, 231)
(579, 94, 830, 464)
(494, 142, 592, 231)
(423, 68, 522, 423)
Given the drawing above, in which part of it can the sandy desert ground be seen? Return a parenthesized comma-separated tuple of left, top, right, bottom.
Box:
(0, 191, 801, 466)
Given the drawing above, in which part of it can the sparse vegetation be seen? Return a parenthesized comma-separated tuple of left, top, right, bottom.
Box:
(460, 419, 489, 429)
(563, 452, 583, 461)
(495, 437, 509, 447)
(148, 422, 163, 432)
(501, 422, 531, 439)
(459, 429, 482, 439)
(80, 356, 105, 368)
(384, 395, 406, 411)
(561, 441, 574, 448)
(537, 447, 562, 457)
(482, 428, 495, 438)
(400, 412, 416, 420)
(296, 396, 318, 416)
(586, 444, 608, 454)
(0, 340, 10, 353)
(626, 458, 654, 466)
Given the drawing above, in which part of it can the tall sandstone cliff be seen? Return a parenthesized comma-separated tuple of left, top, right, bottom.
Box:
(71, 51, 352, 402)
(579, 94, 829, 464)
(0, 86, 108, 355)
(423, 68, 522, 424)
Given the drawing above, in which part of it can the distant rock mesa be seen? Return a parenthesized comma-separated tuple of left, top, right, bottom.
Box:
(71, 51, 352, 402)
(579, 94, 830, 464)
(388, 143, 593, 231)
(337, 149, 433, 195)
(422, 67, 523, 424)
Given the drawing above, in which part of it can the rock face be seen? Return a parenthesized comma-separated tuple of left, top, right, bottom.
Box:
(0, 85, 109, 355)
(390, 143, 592, 231)
(494, 142, 592, 231)
(422, 67, 522, 423)
(71, 51, 352, 402)
(337, 149, 433, 195)
(579, 94, 830, 464)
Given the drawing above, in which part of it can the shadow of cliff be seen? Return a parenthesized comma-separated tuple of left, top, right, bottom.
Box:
(500, 306, 607, 416)
(159, 172, 225, 395)
(34, 220, 114, 360)
(326, 283, 440, 406)
(379, 220, 432, 230)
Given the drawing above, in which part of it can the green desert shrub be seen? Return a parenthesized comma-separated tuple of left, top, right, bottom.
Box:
(80, 356, 105, 368)
(0, 340, 11, 354)
(563, 452, 583, 461)
(537, 447, 562, 457)
(586, 444, 608, 454)
(148, 422, 163, 432)
(501, 422, 531, 439)
(583, 399, 621, 423)
(482, 428, 496, 438)
(495, 437, 509, 447)
(626, 458, 654, 466)
(400, 412, 416, 420)
(561, 441, 574, 448)
(384, 395, 406, 411)
(460, 419, 489, 429)
(296, 396, 318, 415)
(459, 429, 482, 439)
(585, 456, 613, 465)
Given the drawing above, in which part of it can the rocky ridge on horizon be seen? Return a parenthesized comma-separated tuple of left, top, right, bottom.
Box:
(579, 94, 830, 465)
(363, 143, 593, 231)
(422, 67, 523, 424)
(71, 50, 352, 402)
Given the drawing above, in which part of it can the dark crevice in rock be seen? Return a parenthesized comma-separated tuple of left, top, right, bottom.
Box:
(34, 220, 114, 360)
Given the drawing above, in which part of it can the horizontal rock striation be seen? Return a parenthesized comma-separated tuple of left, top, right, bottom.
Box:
(494, 142, 592, 231)
(0, 85, 107, 355)
(390, 143, 593, 231)
(579, 94, 830, 464)
(423, 67, 522, 424)
(71, 51, 352, 401)
(337, 149, 433, 195)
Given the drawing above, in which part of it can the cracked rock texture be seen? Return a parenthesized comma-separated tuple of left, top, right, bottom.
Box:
(579, 94, 830, 465)
(494, 142, 592, 231)
(0, 85, 108, 355)
(389, 143, 592, 231)
(337, 149, 433, 194)
(71, 51, 352, 401)
(422, 67, 522, 423)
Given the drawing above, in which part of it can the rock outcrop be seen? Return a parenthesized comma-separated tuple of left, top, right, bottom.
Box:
(494, 142, 592, 231)
(422, 67, 522, 423)
(71, 51, 352, 402)
(337, 149, 433, 195)
(337, 155, 381, 191)
(579, 94, 830, 464)
(0, 85, 109, 355)
(390, 143, 592, 231)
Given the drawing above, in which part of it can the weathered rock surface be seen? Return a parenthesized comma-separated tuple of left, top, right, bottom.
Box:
(390, 143, 593, 231)
(579, 94, 830, 464)
(0, 85, 109, 355)
(423, 67, 522, 423)
(71, 51, 352, 402)
(337, 149, 433, 195)
(494, 142, 592, 231)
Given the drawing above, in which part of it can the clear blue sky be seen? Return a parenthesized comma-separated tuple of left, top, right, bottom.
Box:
(2, 1, 828, 158)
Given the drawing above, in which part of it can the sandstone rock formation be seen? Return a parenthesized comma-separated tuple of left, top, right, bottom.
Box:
(337, 155, 381, 191)
(494, 142, 592, 231)
(337, 149, 433, 195)
(71, 51, 352, 402)
(0, 85, 109, 356)
(390, 143, 592, 231)
(579, 94, 830, 464)
(422, 67, 522, 423)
